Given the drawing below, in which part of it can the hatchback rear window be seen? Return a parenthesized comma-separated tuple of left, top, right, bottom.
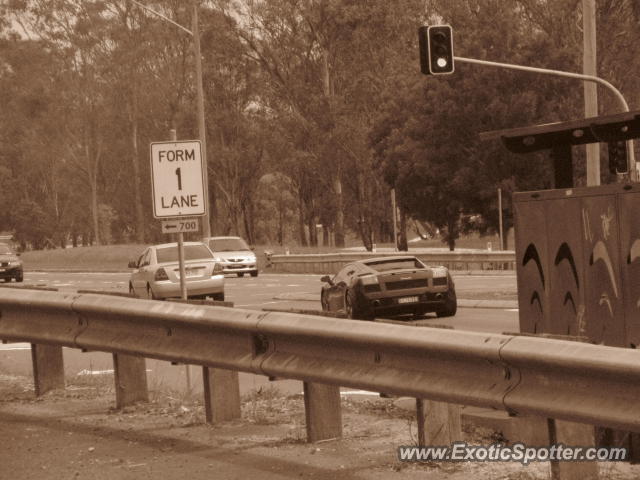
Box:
(156, 245, 213, 263)
(364, 258, 425, 272)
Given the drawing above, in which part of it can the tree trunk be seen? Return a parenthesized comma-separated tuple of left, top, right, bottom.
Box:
(85, 138, 100, 246)
(322, 225, 330, 247)
(398, 208, 408, 251)
(447, 218, 457, 251)
(129, 92, 144, 244)
(308, 214, 318, 247)
(334, 173, 345, 247)
(242, 198, 255, 244)
(298, 189, 307, 246)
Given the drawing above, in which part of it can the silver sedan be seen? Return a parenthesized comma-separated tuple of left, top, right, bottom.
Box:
(128, 242, 224, 300)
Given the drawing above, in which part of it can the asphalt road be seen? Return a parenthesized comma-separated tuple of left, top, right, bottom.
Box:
(0, 271, 519, 396)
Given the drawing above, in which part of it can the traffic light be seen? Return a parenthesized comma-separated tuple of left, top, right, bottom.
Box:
(419, 25, 454, 75)
(608, 140, 628, 174)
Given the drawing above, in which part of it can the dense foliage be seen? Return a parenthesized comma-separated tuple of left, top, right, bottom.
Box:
(0, 0, 637, 250)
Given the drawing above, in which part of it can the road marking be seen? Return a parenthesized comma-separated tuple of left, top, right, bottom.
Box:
(0, 345, 31, 351)
(339, 390, 380, 396)
(77, 369, 115, 376)
(235, 300, 286, 307)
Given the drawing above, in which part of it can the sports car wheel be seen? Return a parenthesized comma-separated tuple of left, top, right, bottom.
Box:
(129, 283, 136, 297)
(237, 272, 245, 277)
(436, 292, 457, 318)
(250, 270, 258, 277)
(345, 289, 373, 320)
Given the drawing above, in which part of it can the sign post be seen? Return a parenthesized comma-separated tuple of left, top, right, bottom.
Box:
(151, 138, 206, 302)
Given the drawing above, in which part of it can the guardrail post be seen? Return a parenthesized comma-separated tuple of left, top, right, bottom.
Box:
(202, 367, 241, 423)
(549, 419, 599, 480)
(112, 353, 148, 408)
(416, 399, 462, 446)
(31, 344, 65, 396)
(303, 382, 342, 442)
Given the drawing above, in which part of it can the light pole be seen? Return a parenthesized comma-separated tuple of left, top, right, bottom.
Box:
(131, 0, 212, 238)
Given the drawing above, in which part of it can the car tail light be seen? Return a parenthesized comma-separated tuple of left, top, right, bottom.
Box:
(213, 263, 223, 274)
(364, 284, 382, 293)
(154, 268, 169, 281)
(360, 275, 381, 293)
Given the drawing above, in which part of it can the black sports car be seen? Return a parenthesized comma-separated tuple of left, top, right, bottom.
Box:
(320, 256, 456, 320)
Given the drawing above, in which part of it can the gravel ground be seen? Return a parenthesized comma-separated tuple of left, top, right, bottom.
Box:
(1, 373, 638, 480)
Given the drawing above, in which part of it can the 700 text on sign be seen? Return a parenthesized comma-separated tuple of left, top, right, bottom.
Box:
(150, 140, 207, 218)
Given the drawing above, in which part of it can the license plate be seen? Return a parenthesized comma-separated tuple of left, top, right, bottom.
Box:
(398, 296, 419, 304)
(185, 269, 203, 278)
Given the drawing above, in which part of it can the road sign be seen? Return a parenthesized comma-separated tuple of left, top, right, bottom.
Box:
(150, 140, 206, 218)
(161, 218, 200, 234)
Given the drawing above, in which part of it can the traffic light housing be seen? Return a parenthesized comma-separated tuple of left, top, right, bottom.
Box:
(419, 25, 454, 75)
(608, 140, 628, 174)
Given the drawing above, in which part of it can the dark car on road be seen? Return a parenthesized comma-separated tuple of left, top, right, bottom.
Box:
(320, 256, 456, 320)
(0, 243, 23, 283)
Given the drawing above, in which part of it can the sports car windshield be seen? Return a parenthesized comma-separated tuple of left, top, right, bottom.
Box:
(364, 258, 425, 272)
(207, 238, 250, 252)
(156, 245, 213, 263)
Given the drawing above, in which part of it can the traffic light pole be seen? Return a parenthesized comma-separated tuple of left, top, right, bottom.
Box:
(454, 56, 636, 179)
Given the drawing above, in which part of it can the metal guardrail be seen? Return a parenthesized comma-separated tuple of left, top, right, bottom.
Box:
(0, 288, 639, 433)
(265, 251, 516, 273)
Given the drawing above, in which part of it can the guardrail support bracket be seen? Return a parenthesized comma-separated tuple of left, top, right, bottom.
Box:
(549, 419, 599, 480)
(416, 399, 462, 446)
(113, 353, 148, 408)
(203, 367, 241, 423)
(303, 382, 342, 443)
(31, 343, 65, 396)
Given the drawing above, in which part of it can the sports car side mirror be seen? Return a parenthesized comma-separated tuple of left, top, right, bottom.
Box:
(320, 275, 333, 285)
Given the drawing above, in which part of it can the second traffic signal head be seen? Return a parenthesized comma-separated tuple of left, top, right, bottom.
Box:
(419, 25, 454, 75)
(608, 140, 628, 174)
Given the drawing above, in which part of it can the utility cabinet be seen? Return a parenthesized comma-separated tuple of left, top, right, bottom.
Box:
(514, 183, 640, 347)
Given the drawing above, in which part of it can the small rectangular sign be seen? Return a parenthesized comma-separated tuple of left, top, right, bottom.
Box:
(161, 218, 200, 234)
(150, 140, 206, 218)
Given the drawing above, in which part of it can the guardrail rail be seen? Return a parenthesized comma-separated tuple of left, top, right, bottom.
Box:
(264, 251, 516, 274)
(0, 288, 637, 478)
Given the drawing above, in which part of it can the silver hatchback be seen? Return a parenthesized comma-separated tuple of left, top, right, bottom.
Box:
(128, 242, 224, 300)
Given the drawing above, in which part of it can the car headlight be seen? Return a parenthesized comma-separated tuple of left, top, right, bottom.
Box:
(213, 263, 224, 274)
(8, 260, 21, 266)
